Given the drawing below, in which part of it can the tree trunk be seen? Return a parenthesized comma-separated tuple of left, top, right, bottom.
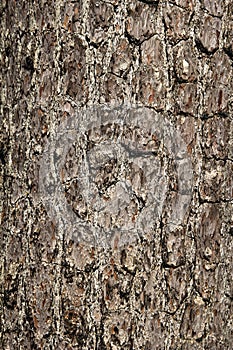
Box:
(1, 0, 232, 349)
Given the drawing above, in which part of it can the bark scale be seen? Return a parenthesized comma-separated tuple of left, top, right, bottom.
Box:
(0, 0, 233, 349)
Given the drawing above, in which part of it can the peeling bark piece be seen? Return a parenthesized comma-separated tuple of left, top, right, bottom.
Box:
(207, 51, 232, 87)
(126, 2, 158, 42)
(30, 213, 58, 264)
(21, 70, 32, 97)
(223, 4, 233, 59)
(209, 299, 232, 346)
(104, 275, 122, 311)
(173, 41, 198, 82)
(11, 135, 27, 175)
(5, 232, 24, 269)
(110, 38, 132, 76)
(180, 296, 207, 340)
(202, 116, 231, 160)
(141, 35, 165, 67)
(135, 66, 167, 108)
(62, 241, 96, 272)
(61, 38, 86, 101)
(197, 15, 222, 54)
(175, 115, 196, 158)
(202, 0, 224, 17)
(40, 31, 57, 69)
(202, 51, 233, 116)
(195, 258, 221, 301)
(88, 0, 114, 44)
(204, 86, 228, 114)
(176, 83, 197, 115)
(26, 264, 54, 346)
(163, 4, 192, 43)
(102, 74, 126, 103)
(38, 70, 58, 104)
(162, 229, 186, 268)
(197, 204, 221, 263)
(164, 267, 189, 313)
(95, 43, 109, 77)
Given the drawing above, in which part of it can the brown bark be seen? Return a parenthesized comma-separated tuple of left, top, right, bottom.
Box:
(0, 0, 233, 349)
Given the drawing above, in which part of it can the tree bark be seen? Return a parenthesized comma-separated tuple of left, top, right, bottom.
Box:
(1, 0, 233, 349)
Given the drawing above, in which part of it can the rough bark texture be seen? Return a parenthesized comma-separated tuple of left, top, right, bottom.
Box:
(1, 0, 233, 349)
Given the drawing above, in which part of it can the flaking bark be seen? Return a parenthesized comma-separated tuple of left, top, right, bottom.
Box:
(0, 0, 233, 349)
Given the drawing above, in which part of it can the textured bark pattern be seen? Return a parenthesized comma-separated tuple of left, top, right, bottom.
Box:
(1, 0, 233, 349)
